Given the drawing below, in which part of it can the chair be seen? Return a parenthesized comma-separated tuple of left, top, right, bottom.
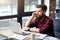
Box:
(53, 19, 60, 38)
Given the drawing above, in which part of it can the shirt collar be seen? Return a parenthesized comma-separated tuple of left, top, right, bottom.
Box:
(36, 15, 46, 23)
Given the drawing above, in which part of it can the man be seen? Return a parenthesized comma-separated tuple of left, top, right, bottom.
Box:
(24, 5, 55, 36)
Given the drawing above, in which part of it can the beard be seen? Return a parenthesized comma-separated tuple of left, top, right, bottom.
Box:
(36, 13, 44, 18)
(36, 14, 45, 21)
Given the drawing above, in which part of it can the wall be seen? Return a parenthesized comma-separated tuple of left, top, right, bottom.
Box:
(50, 0, 56, 19)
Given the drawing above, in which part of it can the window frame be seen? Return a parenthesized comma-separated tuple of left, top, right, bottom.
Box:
(0, 0, 44, 28)
(23, 0, 44, 16)
(0, 0, 18, 21)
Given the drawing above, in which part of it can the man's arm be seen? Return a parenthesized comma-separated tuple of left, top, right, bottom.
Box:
(30, 27, 40, 33)
(29, 18, 53, 33)
(25, 16, 34, 27)
(23, 16, 34, 31)
(24, 12, 37, 31)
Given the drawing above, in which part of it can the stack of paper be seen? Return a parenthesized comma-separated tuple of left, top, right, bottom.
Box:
(36, 34, 47, 39)
(0, 29, 15, 38)
(0, 29, 31, 40)
(9, 34, 29, 40)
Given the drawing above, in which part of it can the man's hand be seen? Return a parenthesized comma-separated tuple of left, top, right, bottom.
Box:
(23, 27, 40, 33)
(23, 27, 29, 31)
(30, 27, 40, 33)
(32, 12, 38, 18)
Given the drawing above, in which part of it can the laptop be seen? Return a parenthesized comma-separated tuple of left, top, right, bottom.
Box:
(10, 21, 30, 35)
(10, 21, 22, 34)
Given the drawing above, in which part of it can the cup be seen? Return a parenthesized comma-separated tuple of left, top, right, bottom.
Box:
(30, 33, 36, 40)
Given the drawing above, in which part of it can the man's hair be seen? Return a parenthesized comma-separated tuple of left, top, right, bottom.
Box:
(36, 5, 47, 11)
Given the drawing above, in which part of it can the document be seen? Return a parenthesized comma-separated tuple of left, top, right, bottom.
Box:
(9, 34, 28, 40)
(36, 34, 47, 39)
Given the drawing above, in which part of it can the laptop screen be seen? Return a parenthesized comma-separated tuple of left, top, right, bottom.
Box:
(10, 21, 22, 34)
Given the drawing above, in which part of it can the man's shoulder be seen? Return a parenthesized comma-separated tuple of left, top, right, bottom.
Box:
(46, 16, 53, 21)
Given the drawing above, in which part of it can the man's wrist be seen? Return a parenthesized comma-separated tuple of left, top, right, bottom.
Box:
(28, 28, 30, 31)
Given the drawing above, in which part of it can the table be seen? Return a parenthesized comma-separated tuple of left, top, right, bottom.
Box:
(22, 30, 60, 40)
(0, 29, 60, 40)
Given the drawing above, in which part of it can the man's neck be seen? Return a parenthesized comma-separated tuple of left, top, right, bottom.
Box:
(37, 15, 46, 22)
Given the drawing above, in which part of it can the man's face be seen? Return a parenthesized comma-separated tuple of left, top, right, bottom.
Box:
(36, 8, 45, 18)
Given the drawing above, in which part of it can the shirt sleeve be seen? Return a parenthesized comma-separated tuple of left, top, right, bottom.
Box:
(39, 18, 53, 33)
(28, 19, 36, 28)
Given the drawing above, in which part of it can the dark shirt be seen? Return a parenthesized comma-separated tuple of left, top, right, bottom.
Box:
(29, 15, 55, 36)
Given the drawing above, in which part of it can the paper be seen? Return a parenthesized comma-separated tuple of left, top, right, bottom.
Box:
(44, 36, 59, 40)
(9, 34, 28, 40)
(36, 34, 47, 39)
(0, 29, 15, 38)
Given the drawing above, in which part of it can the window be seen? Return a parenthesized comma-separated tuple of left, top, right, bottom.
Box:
(0, 18, 17, 29)
(24, 0, 41, 12)
(0, 0, 18, 16)
(22, 16, 31, 27)
(56, 0, 59, 9)
(55, 0, 60, 19)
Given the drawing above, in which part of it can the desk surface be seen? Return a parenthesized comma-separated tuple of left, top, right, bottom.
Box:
(0, 29, 60, 40)
(22, 30, 60, 40)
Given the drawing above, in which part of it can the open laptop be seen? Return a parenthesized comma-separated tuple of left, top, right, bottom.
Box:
(10, 21, 22, 34)
(0, 20, 22, 38)
(10, 21, 30, 35)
